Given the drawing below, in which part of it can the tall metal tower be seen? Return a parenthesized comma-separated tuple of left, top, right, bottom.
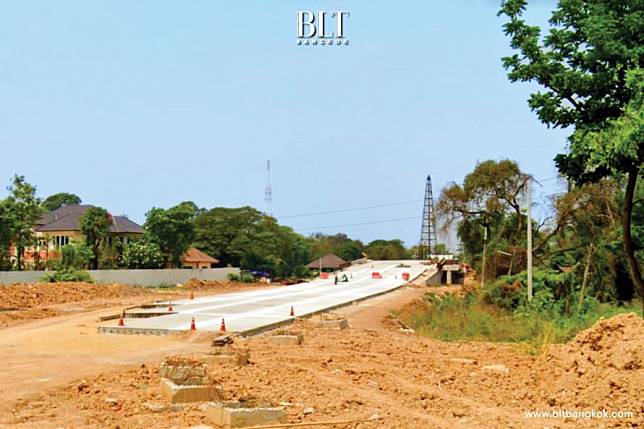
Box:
(419, 174, 438, 259)
(264, 160, 273, 217)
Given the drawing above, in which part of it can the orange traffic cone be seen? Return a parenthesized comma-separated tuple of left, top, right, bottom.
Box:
(190, 317, 196, 331)
(220, 318, 226, 332)
(290, 306, 295, 317)
(118, 316, 124, 326)
(168, 303, 173, 312)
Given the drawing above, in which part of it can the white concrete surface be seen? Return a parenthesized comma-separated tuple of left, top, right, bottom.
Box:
(100, 260, 433, 335)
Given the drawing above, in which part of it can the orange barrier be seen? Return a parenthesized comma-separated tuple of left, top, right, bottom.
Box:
(372, 272, 382, 279)
(402, 272, 410, 281)
(320, 272, 329, 279)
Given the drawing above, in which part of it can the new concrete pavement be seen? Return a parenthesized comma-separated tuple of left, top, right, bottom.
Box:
(99, 260, 433, 335)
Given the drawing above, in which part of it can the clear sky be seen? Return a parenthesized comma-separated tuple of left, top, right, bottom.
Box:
(0, 0, 569, 248)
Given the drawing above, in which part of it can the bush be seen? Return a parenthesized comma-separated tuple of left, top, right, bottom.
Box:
(61, 242, 93, 269)
(241, 273, 255, 283)
(227, 273, 241, 282)
(403, 291, 640, 354)
(40, 269, 94, 283)
(120, 240, 164, 269)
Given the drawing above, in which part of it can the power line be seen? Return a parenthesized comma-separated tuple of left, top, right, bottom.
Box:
(293, 215, 421, 232)
(277, 200, 421, 219)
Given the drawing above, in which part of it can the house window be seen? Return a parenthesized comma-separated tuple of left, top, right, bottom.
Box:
(54, 236, 69, 248)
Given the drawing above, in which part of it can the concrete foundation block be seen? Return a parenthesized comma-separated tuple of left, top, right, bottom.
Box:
(269, 333, 303, 346)
(318, 318, 348, 330)
(481, 364, 509, 374)
(159, 362, 207, 385)
(205, 351, 249, 366)
(203, 401, 286, 428)
(160, 378, 224, 403)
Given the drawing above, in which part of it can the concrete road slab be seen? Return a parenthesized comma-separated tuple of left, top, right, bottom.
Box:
(99, 260, 433, 335)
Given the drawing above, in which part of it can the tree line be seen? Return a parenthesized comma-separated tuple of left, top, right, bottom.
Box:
(0, 179, 418, 276)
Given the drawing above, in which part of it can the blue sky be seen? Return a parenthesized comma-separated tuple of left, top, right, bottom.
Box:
(0, 0, 569, 248)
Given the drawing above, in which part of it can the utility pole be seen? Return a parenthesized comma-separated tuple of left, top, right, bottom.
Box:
(527, 177, 533, 301)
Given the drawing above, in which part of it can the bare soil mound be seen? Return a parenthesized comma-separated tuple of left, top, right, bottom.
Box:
(530, 313, 643, 413)
(0, 282, 152, 308)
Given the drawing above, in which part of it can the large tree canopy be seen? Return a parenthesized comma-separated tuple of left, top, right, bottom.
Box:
(193, 207, 310, 277)
(144, 204, 196, 268)
(500, 0, 643, 302)
(42, 192, 81, 211)
(79, 206, 112, 269)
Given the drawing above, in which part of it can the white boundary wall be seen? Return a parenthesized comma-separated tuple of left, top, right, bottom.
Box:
(0, 267, 240, 287)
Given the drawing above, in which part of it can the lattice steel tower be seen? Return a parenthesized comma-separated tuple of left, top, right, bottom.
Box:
(264, 160, 273, 217)
(419, 174, 438, 259)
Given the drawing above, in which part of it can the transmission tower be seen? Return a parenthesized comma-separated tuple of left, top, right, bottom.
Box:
(419, 174, 438, 259)
(264, 160, 273, 217)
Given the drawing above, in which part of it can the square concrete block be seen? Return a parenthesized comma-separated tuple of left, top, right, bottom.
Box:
(205, 351, 249, 366)
(269, 333, 303, 346)
(318, 318, 348, 330)
(159, 362, 207, 386)
(203, 401, 286, 428)
(160, 378, 224, 403)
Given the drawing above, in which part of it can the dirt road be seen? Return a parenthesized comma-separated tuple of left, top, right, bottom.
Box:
(0, 285, 641, 428)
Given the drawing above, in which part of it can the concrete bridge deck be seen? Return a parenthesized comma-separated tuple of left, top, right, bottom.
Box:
(98, 260, 433, 336)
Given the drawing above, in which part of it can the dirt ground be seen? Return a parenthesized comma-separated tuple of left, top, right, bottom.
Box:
(0, 285, 641, 429)
(0, 280, 274, 328)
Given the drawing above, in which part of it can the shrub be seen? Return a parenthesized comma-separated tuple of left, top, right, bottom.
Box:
(120, 240, 164, 269)
(227, 273, 241, 282)
(40, 269, 94, 283)
(60, 241, 93, 269)
(241, 273, 255, 283)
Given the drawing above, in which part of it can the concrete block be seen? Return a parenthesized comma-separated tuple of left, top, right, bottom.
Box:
(481, 364, 509, 374)
(160, 378, 223, 403)
(318, 318, 348, 330)
(205, 350, 249, 366)
(159, 362, 207, 385)
(269, 333, 303, 346)
(203, 401, 286, 428)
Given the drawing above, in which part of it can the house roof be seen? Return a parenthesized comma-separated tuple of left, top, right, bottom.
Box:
(183, 248, 219, 264)
(306, 253, 348, 269)
(35, 205, 144, 234)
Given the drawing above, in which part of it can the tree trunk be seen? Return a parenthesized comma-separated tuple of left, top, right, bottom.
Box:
(623, 168, 643, 315)
(578, 244, 595, 313)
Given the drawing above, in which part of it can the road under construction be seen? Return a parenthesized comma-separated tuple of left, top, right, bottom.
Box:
(98, 260, 433, 335)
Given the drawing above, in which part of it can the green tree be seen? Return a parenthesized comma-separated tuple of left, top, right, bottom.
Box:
(308, 233, 365, 261)
(60, 241, 93, 270)
(193, 207, 311, 276)
(364, 239, 409, 260)
(5, 175, 43, 270)
(145, 204, 196, 268)
(120, 240, 164, 269)
(42, 192, 81, 211)
(79, 206, 112, 269)
(500, 0, 643, 301)
(0, 199, 15, 270)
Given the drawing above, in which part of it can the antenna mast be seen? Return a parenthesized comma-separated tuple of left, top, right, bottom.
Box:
(264, 160, 273, 217)
(419, 174, 437, 259)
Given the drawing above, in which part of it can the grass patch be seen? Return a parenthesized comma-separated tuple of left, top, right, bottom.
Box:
(402, 292, 640, 354)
